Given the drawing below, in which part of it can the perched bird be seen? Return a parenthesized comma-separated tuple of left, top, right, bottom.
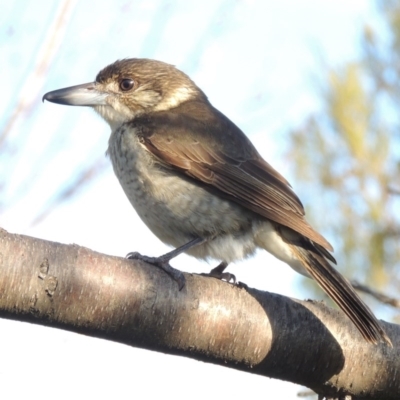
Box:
(43, 58, 391, 345)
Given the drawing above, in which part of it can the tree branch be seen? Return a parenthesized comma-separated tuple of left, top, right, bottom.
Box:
(0, 228, 398, 399)
(351, 280, 400, 309)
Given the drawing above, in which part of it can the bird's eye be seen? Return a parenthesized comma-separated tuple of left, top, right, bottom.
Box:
(119, 79, 135, 91)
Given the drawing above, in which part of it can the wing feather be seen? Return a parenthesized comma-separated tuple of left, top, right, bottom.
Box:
(133, 102, 333, 251)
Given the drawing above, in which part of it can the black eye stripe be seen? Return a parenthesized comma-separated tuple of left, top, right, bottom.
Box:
(120, 79, 134, 91)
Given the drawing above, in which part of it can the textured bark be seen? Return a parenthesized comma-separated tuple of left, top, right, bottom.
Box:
(0, 228, 399, 399)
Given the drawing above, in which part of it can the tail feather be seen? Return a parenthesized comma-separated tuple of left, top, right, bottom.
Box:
(291, 245, 392, 346)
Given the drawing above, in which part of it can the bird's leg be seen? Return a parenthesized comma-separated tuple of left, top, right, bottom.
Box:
(203, 261, 237, 284)
(127, 237, 206, 290)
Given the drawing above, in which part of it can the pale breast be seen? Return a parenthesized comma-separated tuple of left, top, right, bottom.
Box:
(108, 123, 258, 261)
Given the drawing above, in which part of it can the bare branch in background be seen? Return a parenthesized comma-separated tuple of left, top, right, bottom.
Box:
(0, 0, 77, 147)
(388, 186, 400, 196)
(351, 280, 400, 308)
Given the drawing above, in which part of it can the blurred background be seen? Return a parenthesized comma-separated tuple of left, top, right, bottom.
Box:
(1, 0, 399, 398)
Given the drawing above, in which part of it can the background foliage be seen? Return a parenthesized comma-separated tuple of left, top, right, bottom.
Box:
(286, 2, 400, 316)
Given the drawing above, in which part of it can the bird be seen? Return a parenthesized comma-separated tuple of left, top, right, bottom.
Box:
(43, 58, 391, 346)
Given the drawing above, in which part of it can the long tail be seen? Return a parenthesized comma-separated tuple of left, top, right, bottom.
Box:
(291, 244, 392, 346)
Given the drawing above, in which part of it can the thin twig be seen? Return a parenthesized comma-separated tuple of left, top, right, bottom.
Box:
(388, 186, 400, 196)
(351, 280, 400, 308)
(0, 0, 77, 147)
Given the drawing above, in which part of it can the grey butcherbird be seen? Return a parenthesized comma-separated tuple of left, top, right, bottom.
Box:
(43, 58, 391, 346)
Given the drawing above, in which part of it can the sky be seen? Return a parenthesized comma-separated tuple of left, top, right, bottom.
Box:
(0, 1, 380, 399)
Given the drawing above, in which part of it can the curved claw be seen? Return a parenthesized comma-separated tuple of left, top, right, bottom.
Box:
(202, 270, 237, 284)
(126, 251, 140, 259)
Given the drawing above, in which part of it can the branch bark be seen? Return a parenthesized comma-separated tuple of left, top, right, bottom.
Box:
(0, 228, 399, 399)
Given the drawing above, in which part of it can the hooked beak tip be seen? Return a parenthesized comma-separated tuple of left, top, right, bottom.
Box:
(42, 82, 107, 107)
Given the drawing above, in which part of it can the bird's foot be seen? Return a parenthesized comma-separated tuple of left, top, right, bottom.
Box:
(127, 251, 186, 290)
(201, 261, 236, 284)
(206, 271, 237, 284)
(236, 281, 248, 290)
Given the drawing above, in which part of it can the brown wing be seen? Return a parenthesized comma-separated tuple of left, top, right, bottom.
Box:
(134, 101, 333, 251)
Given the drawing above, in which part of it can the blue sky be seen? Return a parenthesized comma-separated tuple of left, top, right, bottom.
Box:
(1, 1, 379, 399)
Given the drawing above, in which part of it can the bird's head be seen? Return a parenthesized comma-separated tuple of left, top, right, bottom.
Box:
(43, 58, 203, 130)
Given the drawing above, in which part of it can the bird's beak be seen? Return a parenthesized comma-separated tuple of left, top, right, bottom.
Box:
(42, 82, 108, 106)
